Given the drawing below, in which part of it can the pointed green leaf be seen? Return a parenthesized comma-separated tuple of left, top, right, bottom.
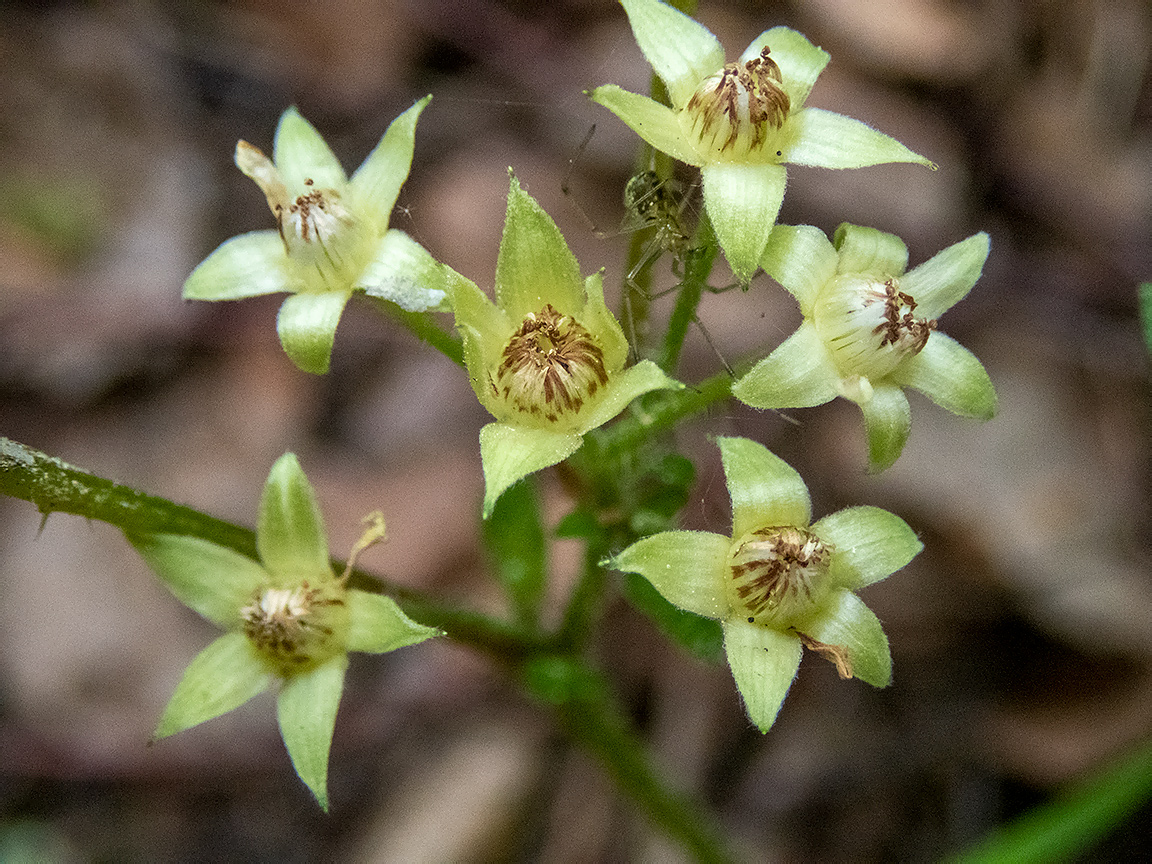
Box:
(701, 163, 786, 284)
(345, 590, 440, 653)
(722, 618, 802, 732)
(609, 530, 730, 618)
(359, 229, 448, 312)
(760, 224, 839, 315)
(812, 506, 922, 590)
(587, 86, 704, 166)
(257, 453, 332, 585)
(891, 332, 997, 419)
(619, 0, 725, 108)
(153, 632, 272, 740)
(732, 321, 841, 410)
(900, 231, 990, 319)
(129, 533, 266, 627)
(783, 107, 935, 170)
(484, 477, 547, 623)
(183, 231, 296, 300)
(740, 26, 830, 110)
(350, 95, 430, 228)
(718, 436, 811, 539)
(277, 654, 348, 811)
(797, 589, 891, 687)
(859, 382, 911, 472)
(272, 107, 347, 192)
(833, 223, 909, 277)
(479, 423, 583, 519)
(577, 360, 681, 433)
(276, 290, 350, 375)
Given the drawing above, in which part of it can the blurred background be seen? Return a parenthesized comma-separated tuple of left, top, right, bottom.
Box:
(1, 0, 1149, 860)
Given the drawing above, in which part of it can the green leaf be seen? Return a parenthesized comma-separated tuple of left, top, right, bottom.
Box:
(277, 654, 348, 811)
(901, 232, 990, 319)
(797, 589, 891, 687)
(153, 632, 272, 740)
(813, 506, 922, 590)
(358, 229, 448, 312)
(345, 590, 440, 653)
(722, 619, 802, 732)
(609, 530, 730, 619)
(717, 436, 811, 539)
(257, 453, 332, 585)
(740, 26, 830, 110)
(833, 223, 908, 277)
(700, 163, 786, 284)
(619, 570, 724, 661)
(859, 383, 911, 472)
(182, 231, 296, 300)
(349, 95, 430, 228)
(892, 332, 997, 420)
(484, 477, 547, 624)
(619, 0, 724, 108)
(1140, 282, 1152, 356)
(587, 86, 704, 166)
(784, 108, 936, 171)
(731, 321, 841, 410)
(760, 224, 839, 315)
(479, 423, 583, 519)
(272, 107, 347, 192)
(276, 290, 351, 375)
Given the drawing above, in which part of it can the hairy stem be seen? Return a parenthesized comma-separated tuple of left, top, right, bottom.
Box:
(364, 296, 464, 366)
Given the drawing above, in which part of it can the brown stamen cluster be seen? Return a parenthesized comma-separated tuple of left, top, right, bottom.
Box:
(277, 178, 343, 245)
(686, 46, 791, 153)
(729, 526, 831, 621)
(868, 278, 936, 353)
(242, 582, 345, 669)
(494, 304, 608, 423)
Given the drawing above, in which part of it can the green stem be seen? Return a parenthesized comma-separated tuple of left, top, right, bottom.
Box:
(658, 215, 718, 373)
(364, 296, 464, 366)
(599, 371, 734, 457)
(556, 532, 611, 651)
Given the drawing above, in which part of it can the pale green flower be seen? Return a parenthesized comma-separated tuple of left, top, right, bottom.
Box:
(732, 223, 997, 471)
(183, 99, 446, 374)
(590, 0, 934, 282)
(129, 454, 439, 810)
(610, 436, 921, 732)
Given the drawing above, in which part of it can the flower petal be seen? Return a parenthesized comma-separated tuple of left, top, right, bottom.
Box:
(797, 589, 891, 687)
(740, 26, 830, 110)
(718, 436, 811, 538)
(128, 533, 267, 627)
(153, 632, 272, 740)
(276, 290, 351, 375)
(609, 530, 731, 618)
(359, 229, 448, 312)
(349, 95, 430, 228)
(479, 423, 583, 519)
(900, 232, 990, 319)
(346, 590, 441, 653)
(257, 453, 332, 586)
(495, 173, 584, 321)
(858, 382, 911, 472)
(578, 359, 682, 434)
(833, 223, 909, 278)
(444, 267, 510, 409)
(277, 654, 348, 811)
(722, 618, 802, 732)
(760, 224, 839, 315)
(272, 107, 347, 192)
(587, 86, 704, 166)
(782, 107, 935, 170)
(701, 163, 787, 284)
(732, 321, 841, 410)
(182, 231, 297, 300)
(891, 332, 997, 420)
(812, 506, 922, 590)
(619, 0, 725, 108)
(579, 271, 629, 373)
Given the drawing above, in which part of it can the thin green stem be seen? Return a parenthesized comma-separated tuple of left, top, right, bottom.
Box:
(599, 371, 734, 457)
(363, 296, 464, 366)
(658, 215, 718, 373)
(555, 532, 611, 651)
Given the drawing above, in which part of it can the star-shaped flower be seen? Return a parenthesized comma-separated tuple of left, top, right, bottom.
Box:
(446, 172, 682, 517)
(732, 222, 997, 471)
(183, 98, 446, 374)
(609, 436, 921, 731)
(590, 0, 935, 282)
(128, 453, 439, 809)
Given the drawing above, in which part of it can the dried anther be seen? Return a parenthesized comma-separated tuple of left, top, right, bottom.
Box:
(728, 525, 831, 621)
(686, 46, 790, 153)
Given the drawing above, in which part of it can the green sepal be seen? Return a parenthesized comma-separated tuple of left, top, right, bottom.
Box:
(484, 477, 547, 623)
(784, 108, 936, 171)
(812, 506, 922, 591)
(718, 436, 811, 539)
(359, 229, 448, 312)
(833, 223, 908, 277)
(277, 653, 348, 811)
(619, 570, 724, 662)
(700, 163, 787, 284)
(479, 422, 583, 519)
(586, 85, 703, 166)
(153, 632, 272, 740)
(579, 270, 629, 373)
(722, 618, 802, 733)
(345, 590, 441, 654)
(891, 332, 997, 420)
(901, 231, 990, 319)
(740, 26, 829, 109)
(796, 589, 892, 687)
(276, 290, 351, 375)
(577, 360, 682, 432)
(349, 95, 430, 228)
(859, 382, 912, 472)
(273, 107, 347, 192)
(609, 530, 730, 619)
(619, 0, 724, 108)
(182, 231, 296, 300)
(257, 453, 332, 585)
(760, 224, 839, 315)
(731, 321, 840, 410)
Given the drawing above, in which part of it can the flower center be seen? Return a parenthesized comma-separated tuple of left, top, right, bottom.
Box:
(814, 275, 937, 386)
(241, 581, 348, 674)
(493, 304, 609, 427)
(684, 46, 790, 160)
(727, 526, 831, 625)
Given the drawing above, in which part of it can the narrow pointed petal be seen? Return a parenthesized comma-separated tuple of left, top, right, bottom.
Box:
(580, 271, 629, 373)
(812, 506, 922, 590)
(740, 26, 830, 109)
(891, 332, 997, 419)
(444, 267, 510, 395)
(723, 619, 802, 732)
(797, 589, 891, 687)
(859, 383, 911, 472)
(277, 654, 348, 811)
(760, 225, 839, 315)
(350, 95, 430, 228)
(783, 108, 935, 170)
(346, 590, 441, 653)
(578, 360, 681, 433)
(620, 0, 725, 108)
(900, 232, 990, 319)
(257, 453, 332, 585)
(273, 107, 347, 191)
(276, 290, 350, 375)
(153, 632, 272, 740)
(496, 174, 584, 320)
(702, 163, 787, 284)
(718, 436, 811, 538)
(587, 86, 704, 166)
(833, 223, 909, 277)
(609, 530, 731, 618)
(479, 423, 583, 519)
(129, 533, 267, 627)
(183, 231, 296, 300)
(359, 229, 448, 312)
(732, 321, 841, 410)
